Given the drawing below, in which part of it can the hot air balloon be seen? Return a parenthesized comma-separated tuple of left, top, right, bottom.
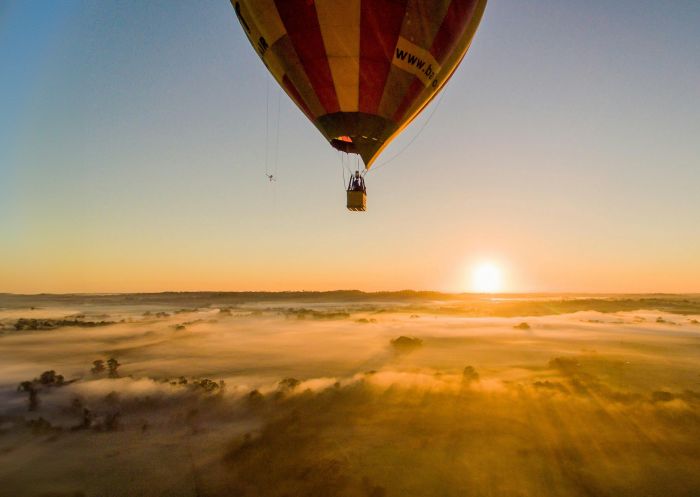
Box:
(231, 0, 487, 211)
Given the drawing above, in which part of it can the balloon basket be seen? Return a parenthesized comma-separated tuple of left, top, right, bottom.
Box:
(346, 191, 367, 212)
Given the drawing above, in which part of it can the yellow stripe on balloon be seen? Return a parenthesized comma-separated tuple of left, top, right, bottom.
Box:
(241, 0, 286, 48)
(234, 1, 287, 85)
(315, 0, 361, 113)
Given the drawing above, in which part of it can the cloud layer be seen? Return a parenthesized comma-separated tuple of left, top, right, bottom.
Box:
(0, 296, 699, 496)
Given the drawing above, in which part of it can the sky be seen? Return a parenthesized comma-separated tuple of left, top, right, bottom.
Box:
(1, 0, 699, 294)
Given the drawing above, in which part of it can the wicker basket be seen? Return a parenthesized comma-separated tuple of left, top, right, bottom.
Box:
(346, 191, 367, 212)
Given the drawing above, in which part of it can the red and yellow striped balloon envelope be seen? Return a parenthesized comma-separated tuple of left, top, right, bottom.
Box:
(232, 0, 487, 169)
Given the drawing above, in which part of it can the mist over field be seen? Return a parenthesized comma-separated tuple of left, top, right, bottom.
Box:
(1, 293, 699, 497)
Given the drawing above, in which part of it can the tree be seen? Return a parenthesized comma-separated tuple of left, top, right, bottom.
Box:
(390, 336, 423, 353)
(278, 377, 301, 391)
(103, 412, 121, 431)
(462, 366, 480, 384)
(107, 358, 121, 378)
(38, 370, 64, 385)
(104, 391, 120, 405)
(17, 381, 38, 411)
(193, 378, 222, 393)
(91, 360, 106, 375)
(71, 408, 93, 431)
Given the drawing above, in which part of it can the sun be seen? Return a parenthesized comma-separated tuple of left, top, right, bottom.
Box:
(471, 263, 503, 293)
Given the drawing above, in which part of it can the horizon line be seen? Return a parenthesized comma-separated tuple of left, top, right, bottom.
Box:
(1, 290, 698, 297)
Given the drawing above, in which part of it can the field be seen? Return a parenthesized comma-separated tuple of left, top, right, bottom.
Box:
(1, 293, 699, 497)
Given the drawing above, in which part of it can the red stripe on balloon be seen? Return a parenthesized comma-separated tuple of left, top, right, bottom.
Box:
(392, 79, 424, 123)
(283, 75, 315, 121)
(430, 0, 478, 63)
(275, 0, 340, 114)
(359, 0, 408, 114)
(393, 0, 479, 122)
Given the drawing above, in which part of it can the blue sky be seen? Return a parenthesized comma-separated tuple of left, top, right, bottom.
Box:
(1, 0, 699, 293)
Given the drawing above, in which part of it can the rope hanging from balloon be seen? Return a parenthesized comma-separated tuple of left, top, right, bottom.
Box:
(339, 149, 355, 188)
(273, 87, 280, 179)
(264, 78, 270, 178)
(368, 86, 448, 173)
(339, 153, 347, 189)
(263, 80, 282, 183)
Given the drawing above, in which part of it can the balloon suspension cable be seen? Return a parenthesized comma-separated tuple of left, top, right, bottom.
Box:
(369, 86, 448, 173)
(273, 87, 281, 178)
(264, 78, 270, 177)
(339, 151, 351, 177)
(339, 153, 347, 189)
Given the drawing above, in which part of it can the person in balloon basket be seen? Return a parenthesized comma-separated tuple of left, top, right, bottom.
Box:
(348, 171, 366, 193)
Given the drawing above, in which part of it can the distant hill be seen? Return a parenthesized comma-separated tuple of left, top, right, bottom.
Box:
(1, 292, 699, 316)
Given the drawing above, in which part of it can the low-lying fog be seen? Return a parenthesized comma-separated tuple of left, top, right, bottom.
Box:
(1, 294, 699, 497)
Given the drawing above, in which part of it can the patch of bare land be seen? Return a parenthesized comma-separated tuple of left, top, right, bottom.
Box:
(0, 293, 699, 497)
